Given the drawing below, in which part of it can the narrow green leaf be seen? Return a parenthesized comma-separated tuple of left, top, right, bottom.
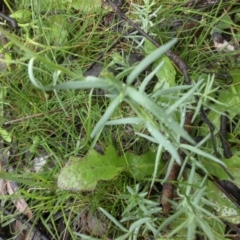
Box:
(125, 87, 195, 144)
(146, 122, 181, 164)
(168, 219, 188, 237)
(151, 145, 163, 187)
(197, 219, 215, 240)
(135, 132, 158, 143)
(116, 67, 134, 81)
(166, 79, 204, 115)
(51, 77, 112, 90)
(74, 233, 100, 240)
(106, 117, 144, 125)
(91, 94, 123, 138)
(151, 85, 191, 98)
(28, 58, 44, 90)
(126, 39, 177, 85)
(187, 217, 196, 240)
(129, 218, 151, 232)
(157, 209, 184, 233)
(99, 207, 128, 232)
(0, 172, 47, 187)
(115, 233, 130, 240)
(139, 61, 164, 93)
(180, 144, 226, 166)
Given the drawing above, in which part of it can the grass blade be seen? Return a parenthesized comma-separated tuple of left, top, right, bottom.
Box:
(99, 207, 128, 233)
(91, 94, 124, 138)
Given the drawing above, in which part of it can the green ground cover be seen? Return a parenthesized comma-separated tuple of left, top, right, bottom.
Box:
(1, 0, 240, 239)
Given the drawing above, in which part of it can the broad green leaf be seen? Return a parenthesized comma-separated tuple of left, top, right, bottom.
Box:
(236, 30, 240, 42)
(213, 14, 233, 32)
(63, 0, 102, 12)
(127, 150, 165, 179)
(57, 146, 163, 192)
(198, 69, 240, 137)
(57, 146, 126, 192)
(144, 39, 157, 55)
(218, 70, 240, 118)
(0, 127, 11, 143)
(235, 13, 240, 22)
(154, 55, 176, 90)
(203, 155, 240, 224)
(144, 40, 176, 90)
(10, 9, 32, 23)
(207, 180, 240, 224)
(43, 15, 69, 46)
(206, 155, 240, 183)
(21, 0, 65, 12)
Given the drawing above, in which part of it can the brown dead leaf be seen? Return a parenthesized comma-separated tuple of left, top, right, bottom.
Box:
(7, 181, 32, 219)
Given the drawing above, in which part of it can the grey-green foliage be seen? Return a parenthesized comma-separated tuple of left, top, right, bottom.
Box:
(158, 161, 222, 239)
(28, 39, 195, 166)
(24, 0, 229, 238)
(26, 26, 228, 240)
(98, 184, 161, 240)
(119, 184, 161, 237)
(98, 167, 222, 240)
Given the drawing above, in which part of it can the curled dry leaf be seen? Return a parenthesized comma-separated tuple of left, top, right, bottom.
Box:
(80, 209, 110, 237)
(6, 180, 32, 219)
(32, 154, 50, 172)
(0, 31, 9, 71)
(12, 219, 47, 240)
(212, 32, 237, 52)
(0, 151, 10, 195)
(0, 178, 6, 195)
